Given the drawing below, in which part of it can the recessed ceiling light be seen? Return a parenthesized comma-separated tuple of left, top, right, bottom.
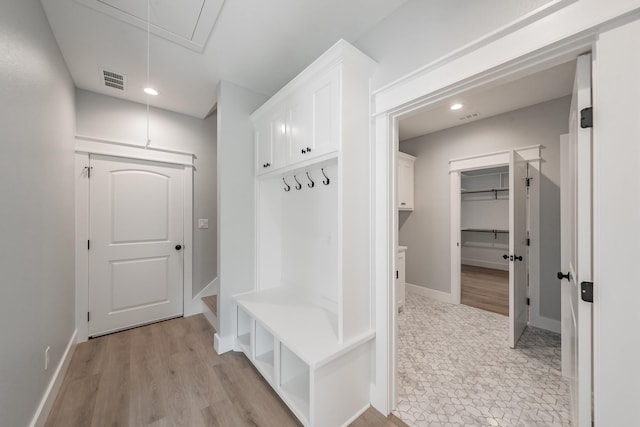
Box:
(450, 103, 463, 111)
(144, 87, 159, 96)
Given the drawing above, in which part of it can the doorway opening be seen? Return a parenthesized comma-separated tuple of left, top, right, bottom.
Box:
(392, 58, 577, 425)
(460, 166, 510, 316)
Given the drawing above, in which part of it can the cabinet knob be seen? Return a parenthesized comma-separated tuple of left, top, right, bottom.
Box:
(301, 148, 306, 154)
(306, 147, 311, 152)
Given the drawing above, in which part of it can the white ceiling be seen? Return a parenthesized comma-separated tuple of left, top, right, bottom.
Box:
(399, 60, 577, 141)
(41, 0, 408, 118)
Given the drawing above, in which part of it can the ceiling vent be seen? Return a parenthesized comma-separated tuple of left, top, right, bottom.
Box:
(459, 112, 480, 121)
(100, 68, 126, 91)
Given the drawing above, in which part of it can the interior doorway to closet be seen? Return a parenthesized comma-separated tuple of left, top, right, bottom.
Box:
(392, 58, 578, 424)
(459, 166, 511, 316)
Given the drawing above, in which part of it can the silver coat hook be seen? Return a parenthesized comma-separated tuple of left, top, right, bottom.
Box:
(293, 175, 302, 190)
(306, 171, 315, 188)
(282, 177, 291, 192)
(321, 168, 330, 185)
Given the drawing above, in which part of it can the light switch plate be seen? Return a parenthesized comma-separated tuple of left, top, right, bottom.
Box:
(198, 219, 209, 229)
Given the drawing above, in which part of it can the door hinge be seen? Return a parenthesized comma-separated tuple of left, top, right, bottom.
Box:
(396, 270, 399, 279)
(84, 166, 93, 178)
(526, 298, 530, 306)
(525, 177, 532, 187)
(87, 240, 90, 250)
(580, 281, 594, 303)
(87, 312, 90, 322)
(580, 107, 593, 128)
(526, 238, 530, 246)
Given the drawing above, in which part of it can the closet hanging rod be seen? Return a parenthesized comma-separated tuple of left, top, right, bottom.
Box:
(461, 188, 508, 194)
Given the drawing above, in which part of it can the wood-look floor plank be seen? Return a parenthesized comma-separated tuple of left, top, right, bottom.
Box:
(461, 264, 509, 315)
(46, 315, 404, 427)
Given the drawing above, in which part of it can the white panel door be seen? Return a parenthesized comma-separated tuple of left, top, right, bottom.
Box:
(561, 53, 593, 427)
(89, 155, 184, 336)
(509, 151, 528, 348)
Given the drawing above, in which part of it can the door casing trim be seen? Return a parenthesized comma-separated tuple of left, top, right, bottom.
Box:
(74, 137, 195, 343)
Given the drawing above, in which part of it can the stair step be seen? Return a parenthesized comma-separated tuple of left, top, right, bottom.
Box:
(202, 295, 217, 316)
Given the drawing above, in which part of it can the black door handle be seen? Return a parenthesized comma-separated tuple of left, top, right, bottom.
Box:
(514, 255, 523, 261)
(502, 254, 509, 260)
(557, 271, 570, 281)
(175, 244, 182, 250)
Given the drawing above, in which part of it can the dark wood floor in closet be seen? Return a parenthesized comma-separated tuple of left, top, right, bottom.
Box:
(461, 264, 509, 316)
(45, 314, 406, 427)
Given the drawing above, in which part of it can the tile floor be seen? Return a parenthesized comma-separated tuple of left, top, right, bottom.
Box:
(393, 292, 571, 427)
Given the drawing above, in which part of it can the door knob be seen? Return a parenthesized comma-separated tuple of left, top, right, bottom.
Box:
(557, 271, 570, 281)
(175, 244, 182, 250)
(502, 254, 509, 260)
(514, 255, 523, 261)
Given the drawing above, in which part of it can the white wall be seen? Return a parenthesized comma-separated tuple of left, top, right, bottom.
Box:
(75, 90, 217, 296)
(399, 96, 570, 321)
(355, 0, 555, 89)
(593, 18, 640, 425)
(0, 0, 76, 425)
(215, 81, 267, 351)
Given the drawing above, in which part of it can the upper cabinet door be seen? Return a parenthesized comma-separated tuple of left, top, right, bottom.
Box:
(288, 94, 313, 164)
(312, 67, 340, 157)
(255, 118, 273, 175)
(398, 153, 415, 210)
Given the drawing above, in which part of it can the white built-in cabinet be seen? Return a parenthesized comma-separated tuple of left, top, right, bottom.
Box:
(397, 152, 415, 210)
(397, 246, 407, 311)
(235, 40, 376, 427)
(255, 66, 340, 174)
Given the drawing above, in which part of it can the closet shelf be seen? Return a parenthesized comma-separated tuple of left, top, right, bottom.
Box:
(462, 228, 509, 239)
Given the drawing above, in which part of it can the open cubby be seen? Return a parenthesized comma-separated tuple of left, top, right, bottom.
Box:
(254, 322, 275, 381)
(280, 344, 310, 423)
(236, 307, 252, 355)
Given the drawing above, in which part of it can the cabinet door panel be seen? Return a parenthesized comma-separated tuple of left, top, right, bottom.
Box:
(272, 110, 289, 169)
(398, 156, 414, 210)
(288, 96, 313, 164)
(312, 68, 340, 156)
(256, 119, 273, 175)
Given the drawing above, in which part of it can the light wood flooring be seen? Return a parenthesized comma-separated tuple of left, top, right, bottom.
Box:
(461, 264, 509, 316)
(46, 314, 406, 427)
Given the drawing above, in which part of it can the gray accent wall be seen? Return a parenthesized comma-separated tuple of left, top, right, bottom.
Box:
(0, 0, 76, 425)
(399, 96, 570, 322)
(75, 90, 218, 297)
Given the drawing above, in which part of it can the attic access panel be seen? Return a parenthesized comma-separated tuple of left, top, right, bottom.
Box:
(76, 0, 223, 52)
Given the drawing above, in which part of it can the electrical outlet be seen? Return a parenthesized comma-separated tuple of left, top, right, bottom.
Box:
(45, 346, 50, 371)
(198, 219, 209, 229)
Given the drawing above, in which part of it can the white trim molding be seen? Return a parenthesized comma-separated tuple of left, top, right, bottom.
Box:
(75, 135, 195, 167)
(370, 0, 640, 416)
(30, 331, 77, 427)
(74, 138, 195, 341)
(406, 283, 453, 304)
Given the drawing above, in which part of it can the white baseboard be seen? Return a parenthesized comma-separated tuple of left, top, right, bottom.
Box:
(202, 304, 219, 332)
(185, 277, 219, 317)
(30, 330, 77, 427)
(406, 283, 453, 304)
(462, 259, 509, 271)
(213, 333, 234, 355)
(530, 314, 561, 334)
(341, 404, 371, 427)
